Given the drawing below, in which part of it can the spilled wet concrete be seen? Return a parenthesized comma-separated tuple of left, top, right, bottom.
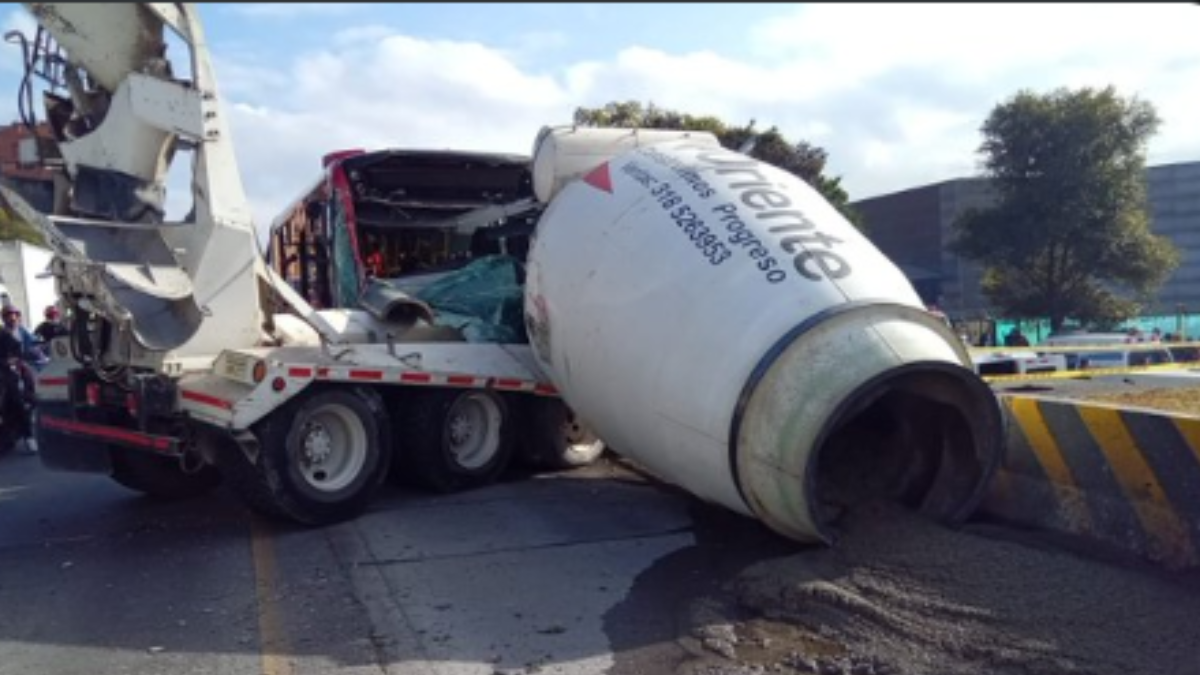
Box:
(609, 496, 1200, 675)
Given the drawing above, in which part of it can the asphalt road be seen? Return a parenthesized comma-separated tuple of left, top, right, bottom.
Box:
(0, 450, 797, 675)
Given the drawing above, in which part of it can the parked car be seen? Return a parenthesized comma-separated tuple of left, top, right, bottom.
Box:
(1041, 332, 1177, 371)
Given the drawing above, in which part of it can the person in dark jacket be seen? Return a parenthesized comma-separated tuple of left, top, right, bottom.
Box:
(1004, 328, 1031, 347)
(0, 325, 34, 451)
(2, 305, 45, 369)
(34, 305, 68, 346)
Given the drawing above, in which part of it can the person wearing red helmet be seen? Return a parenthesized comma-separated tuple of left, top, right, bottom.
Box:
(34, 305, 68, 346)
(0, 305, 38, 453)
(2, 305, 41, 365)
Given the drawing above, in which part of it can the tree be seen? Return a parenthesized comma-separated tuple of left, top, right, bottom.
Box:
(0, 202, 46, 247)
(949, 86, 1178, 332)
(573, 101, 864, 229)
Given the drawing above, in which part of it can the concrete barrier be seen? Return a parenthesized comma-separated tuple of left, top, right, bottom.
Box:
(982, 395, 1200, 569)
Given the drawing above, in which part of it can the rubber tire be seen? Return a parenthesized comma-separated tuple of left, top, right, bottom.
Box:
(229, 388, 390, 526)
(0, 395, 29, 459)
(0, 404, 19, 458)
(400, 389, 515, 493)
(0, 427, 19, 458)
(109, 448, 223, 500)
(520, 399, 607, 470)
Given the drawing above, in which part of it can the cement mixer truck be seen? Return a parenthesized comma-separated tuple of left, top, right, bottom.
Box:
(4, 2, 1004, 543)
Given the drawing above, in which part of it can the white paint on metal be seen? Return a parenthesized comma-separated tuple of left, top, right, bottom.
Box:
(128, 73, 206, 141)
(25, 3, 161, 92)
(179, 343, 560, 429)
(530, 125, 721, 203)
(525, 140, 971, 541)
(22, 3, 289, 359)
(297, 400, 369, 492)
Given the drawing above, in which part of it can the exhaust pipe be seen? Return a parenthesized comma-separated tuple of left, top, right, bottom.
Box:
(524, 132, 1004, 542)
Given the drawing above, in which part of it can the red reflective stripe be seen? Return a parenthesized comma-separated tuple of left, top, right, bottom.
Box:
(317, 367, 331, 378)
(534, 383, 559, 396)
(38, 377, 69, 387)
(400, 372, 433, 384)
(288, 367, 313, 378)
(181, 389, 234, 411)
(349, 369, 383, 381)
(493, 378, 526, 390)
(41, 415, 173, 452)
(446, 375, 477, 386)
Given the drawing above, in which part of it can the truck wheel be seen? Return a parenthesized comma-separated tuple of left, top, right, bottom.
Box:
(402, 389, 514, 492)
(0, 424, 19, 458)
(0, 398, 29, 458)
(253, 388, 390, 525)
(521, 399, 607, 470)
(109, 448, 223, 500)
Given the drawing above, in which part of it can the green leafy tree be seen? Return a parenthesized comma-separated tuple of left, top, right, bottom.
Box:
(950, 86, 1178, 331)
(573, 101, 864, 230)
(0, 202, 46, 246)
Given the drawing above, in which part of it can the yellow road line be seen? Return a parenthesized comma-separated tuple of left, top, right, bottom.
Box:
(1174, 417, 1200, 467)
(1077, 406, 1197, 567)
(251, 515, 293, 675)
(1007, 397, 1093, 533)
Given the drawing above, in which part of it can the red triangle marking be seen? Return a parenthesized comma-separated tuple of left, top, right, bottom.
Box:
(582, 162, 613, 193)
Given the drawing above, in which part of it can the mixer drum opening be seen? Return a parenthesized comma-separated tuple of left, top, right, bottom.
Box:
(810, 364, 1004, 539)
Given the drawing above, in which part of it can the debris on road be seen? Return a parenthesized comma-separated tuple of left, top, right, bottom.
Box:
(692, 501, 1200, 675)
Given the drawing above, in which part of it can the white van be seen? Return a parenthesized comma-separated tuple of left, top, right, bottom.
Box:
(1043, 333, 1174, 370)
(973, 350, 1068, 377)
(1043, 332, 1130, 348)
(1069, 348, 1174, 371)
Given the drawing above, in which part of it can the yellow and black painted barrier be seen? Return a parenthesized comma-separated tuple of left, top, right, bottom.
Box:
(983, 394, 1200, 569)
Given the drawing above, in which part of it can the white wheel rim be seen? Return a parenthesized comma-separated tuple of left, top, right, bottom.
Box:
(297, 402, 369, 493)
(446, 393, 502, 470)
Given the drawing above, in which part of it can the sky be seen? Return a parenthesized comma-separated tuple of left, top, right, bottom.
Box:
(0, 3, 1197, 233)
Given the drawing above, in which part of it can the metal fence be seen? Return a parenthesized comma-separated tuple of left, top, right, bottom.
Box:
(967, 312, 1200, 347)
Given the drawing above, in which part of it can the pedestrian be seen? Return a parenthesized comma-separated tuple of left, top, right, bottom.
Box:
(1, 305, 43, 370)
(34, 305, 68, 349)
(1004, 328, 1030, 347)
(0, 309, 36, 453)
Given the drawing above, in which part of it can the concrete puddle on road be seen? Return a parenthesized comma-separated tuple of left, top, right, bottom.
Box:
(612, 499, 1200, 675)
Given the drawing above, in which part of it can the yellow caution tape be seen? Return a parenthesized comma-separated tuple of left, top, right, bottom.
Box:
(981, 362, 1199, 384)
(969, 340, 1200, 355)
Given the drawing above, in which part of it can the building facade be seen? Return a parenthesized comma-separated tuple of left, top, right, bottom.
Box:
(1147, 162, 1200, 314)
(0, 121, 55, 213)
(852, 160, 1200, 320)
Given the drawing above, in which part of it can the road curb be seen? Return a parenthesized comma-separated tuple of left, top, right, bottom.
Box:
(982, 395, 1200, 570)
